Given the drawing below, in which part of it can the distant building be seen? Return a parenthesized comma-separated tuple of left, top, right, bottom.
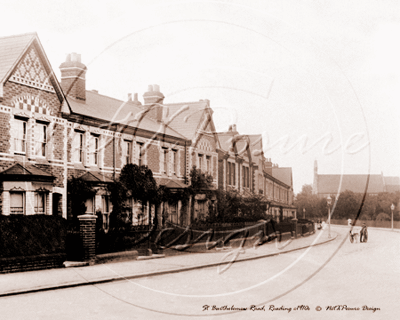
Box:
(313, 160, 400, 197)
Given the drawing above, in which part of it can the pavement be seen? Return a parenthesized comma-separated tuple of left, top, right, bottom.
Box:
(0, 229, 337, 298)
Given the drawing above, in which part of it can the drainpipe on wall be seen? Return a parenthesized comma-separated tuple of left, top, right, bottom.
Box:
(113, 131, 116, 180)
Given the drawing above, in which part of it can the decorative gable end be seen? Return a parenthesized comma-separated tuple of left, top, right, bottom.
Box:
(9, 45, 55, 93)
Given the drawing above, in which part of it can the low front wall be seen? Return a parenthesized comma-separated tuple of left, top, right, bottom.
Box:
(0, 253, 66, 273)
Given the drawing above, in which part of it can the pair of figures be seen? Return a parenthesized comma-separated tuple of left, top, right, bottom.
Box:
(348, 219, 368, 243)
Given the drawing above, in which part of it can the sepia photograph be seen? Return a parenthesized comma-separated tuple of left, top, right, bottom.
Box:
(0, 0, 399, 319)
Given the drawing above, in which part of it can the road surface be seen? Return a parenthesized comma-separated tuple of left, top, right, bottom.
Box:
(1, 226, 399, 319)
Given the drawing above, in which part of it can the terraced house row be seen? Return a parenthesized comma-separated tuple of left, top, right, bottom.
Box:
(0, 32, 296, 228)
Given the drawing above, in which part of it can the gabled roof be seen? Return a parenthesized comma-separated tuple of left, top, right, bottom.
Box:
(79, 171, 114, 183)
(0, 162, 55, 182)
(67, 91, 186, 140)
(317, 174, 385, 194)
(0, 33, 36, 83)
(0, 33, 64, 102)
(272, 167, 293, 188)
(155, 177, 188, 189)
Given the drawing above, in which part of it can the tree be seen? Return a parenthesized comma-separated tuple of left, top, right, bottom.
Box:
(108, 164, 159, 231)
(189, 166, 214, 191)
(67, 177, 96, 221)
(375, 212, 390, 221)
(294, 184, 321, 219)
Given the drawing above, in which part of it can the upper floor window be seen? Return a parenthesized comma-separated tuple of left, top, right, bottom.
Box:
(34, 122, 47, 157)
(123, 140, 132, 165)
(73, 131, 84, 163)
(89, 134, 99, 165)
(137, 142, 144, 166)
(163, 148, 168, 173)
(206, 156, 211, 173)
(14, 119, 27, 155)
(198, 154, 203, 171)
(10, 191, 24, 214)
(243, 166, 250, 188)
(172, 150, 177, 174)
(227, 162, 235, 186)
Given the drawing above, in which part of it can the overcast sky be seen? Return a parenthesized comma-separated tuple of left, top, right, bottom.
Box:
(1, 0, 399, 193)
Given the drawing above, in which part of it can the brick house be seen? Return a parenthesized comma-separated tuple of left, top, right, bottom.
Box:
(217, 125, 296, 222)
(0, 32, 221, 229)
(0, 33, 68, 218)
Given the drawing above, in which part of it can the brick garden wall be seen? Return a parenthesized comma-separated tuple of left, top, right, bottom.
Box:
(0, 253, 66, 273)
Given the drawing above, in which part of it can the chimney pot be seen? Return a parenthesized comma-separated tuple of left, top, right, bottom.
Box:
(148, 85, 153, 92)
(153, 84, 160, 92)
(128, 93, 132, 101)
(66, 53, 71, 62)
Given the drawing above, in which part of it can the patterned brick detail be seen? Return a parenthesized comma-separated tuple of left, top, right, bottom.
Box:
(147, 144, 160, 173)
(0, 113, 11, 153)
(196, 135, 216, 152)
(2, 82, 61, 117)
(52, 123, 64, 160)
(9, 45, 55, 93)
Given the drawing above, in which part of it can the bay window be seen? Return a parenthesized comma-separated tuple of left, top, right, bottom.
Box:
(10, 192, 25, 214)
(34, 192, 46, 214)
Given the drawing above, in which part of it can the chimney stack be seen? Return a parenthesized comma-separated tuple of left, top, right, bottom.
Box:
(132, 93, 142, 106)
(59, 53, 87, 101)
(143, 84, 165, 121)
(265, 158, 273, 175)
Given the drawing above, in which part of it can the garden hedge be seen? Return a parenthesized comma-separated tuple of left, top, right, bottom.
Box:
(0, 215, 67, 258)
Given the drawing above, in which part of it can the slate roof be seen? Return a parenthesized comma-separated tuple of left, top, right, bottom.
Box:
(384, 176, 400, 192)
(317, 174, 385, 194)
(216, 132, 235, 153)
(0, 32, 64, 102)
(79, 171, 114, 183)
(155, 177, 188, 189)
(0, 162, 54, 181)
(272, 167, 293, 188)
(67, 91, 186, 139)
(0, 33, 36, 83)
(164, 100, 210, 140)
